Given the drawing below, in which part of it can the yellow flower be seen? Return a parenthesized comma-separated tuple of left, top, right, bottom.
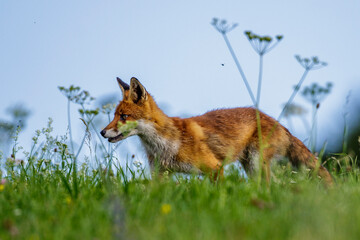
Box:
(0, 185, 4, 192)
(65, 196, 72, 205)
(161, 204, 171, 215)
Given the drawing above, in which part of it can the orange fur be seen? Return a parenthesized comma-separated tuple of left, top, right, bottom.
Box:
(101, 77, 333, 185)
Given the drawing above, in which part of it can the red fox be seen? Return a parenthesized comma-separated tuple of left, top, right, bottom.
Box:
(100, 77, 333, 185)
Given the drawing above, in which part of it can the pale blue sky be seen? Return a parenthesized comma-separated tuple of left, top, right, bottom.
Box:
(1, 0, 360, 155)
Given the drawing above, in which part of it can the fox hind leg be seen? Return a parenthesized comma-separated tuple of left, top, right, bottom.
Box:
(239, 146, 278, 183)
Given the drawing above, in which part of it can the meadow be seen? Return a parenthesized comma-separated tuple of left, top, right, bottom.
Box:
(1, 135, 360, 240)
(1, 19, 359, 240)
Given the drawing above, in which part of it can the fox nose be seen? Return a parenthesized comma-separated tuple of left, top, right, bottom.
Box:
(100, 129, 106, 137)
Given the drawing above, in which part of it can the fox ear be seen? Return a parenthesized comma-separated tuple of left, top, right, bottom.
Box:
(129, 77, 148, 103)
(117, 77, 129, 98)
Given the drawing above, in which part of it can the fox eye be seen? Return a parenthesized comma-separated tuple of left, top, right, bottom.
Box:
(120, 114, 128, 121)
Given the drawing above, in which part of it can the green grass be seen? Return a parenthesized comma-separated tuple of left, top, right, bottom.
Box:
(0, 117, 359, 239)
(1, 156, 360, 240)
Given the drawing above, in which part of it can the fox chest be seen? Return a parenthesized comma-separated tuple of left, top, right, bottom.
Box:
(139, 137, 196, 173)
(141, 137, 196, 173)
(137, 120, 198, 173)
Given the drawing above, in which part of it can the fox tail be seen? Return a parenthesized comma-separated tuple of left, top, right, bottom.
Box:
(287, 135, 333, 185)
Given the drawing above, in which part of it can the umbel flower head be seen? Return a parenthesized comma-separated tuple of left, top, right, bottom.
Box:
(244, 31, 283, 55)
(211, 18, 238, 34)
(58, 85, 95, 105)
(301, 82, 333, 105)
(102, 103, 117, 115)
(295, 55, 327, 70)
(78, 108, 99, 118)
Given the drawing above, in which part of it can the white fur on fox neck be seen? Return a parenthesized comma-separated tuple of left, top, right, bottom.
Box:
(137, 120, 194, 173)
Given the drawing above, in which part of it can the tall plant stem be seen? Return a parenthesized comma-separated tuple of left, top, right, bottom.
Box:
(342, 115, 349, 154)
(256, 109, 265, 187)
(310, 104, 318, 153)
(66, 99, 78, 198)
(265, 69, 310, 146)
(222, 33, 256, 105)
(75, 117, 95, 160)
(67, 99, 75, 155)
(255, 55, 266, 186)
(107, 113, 114, 177)
(256, 54, 264, 108)
(300, 116, 311, 134)
(90, 122, 107, 153)
(72, 158, 78, 198)
(278, 69, 309, 121)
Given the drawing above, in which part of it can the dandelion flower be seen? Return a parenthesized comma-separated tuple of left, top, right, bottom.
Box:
(161, 204, 171, 215)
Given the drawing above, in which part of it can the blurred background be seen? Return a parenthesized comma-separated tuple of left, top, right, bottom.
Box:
(1, 0, 359, 162)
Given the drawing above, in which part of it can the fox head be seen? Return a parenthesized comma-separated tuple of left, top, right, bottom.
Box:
(100, 77, 155, 143)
